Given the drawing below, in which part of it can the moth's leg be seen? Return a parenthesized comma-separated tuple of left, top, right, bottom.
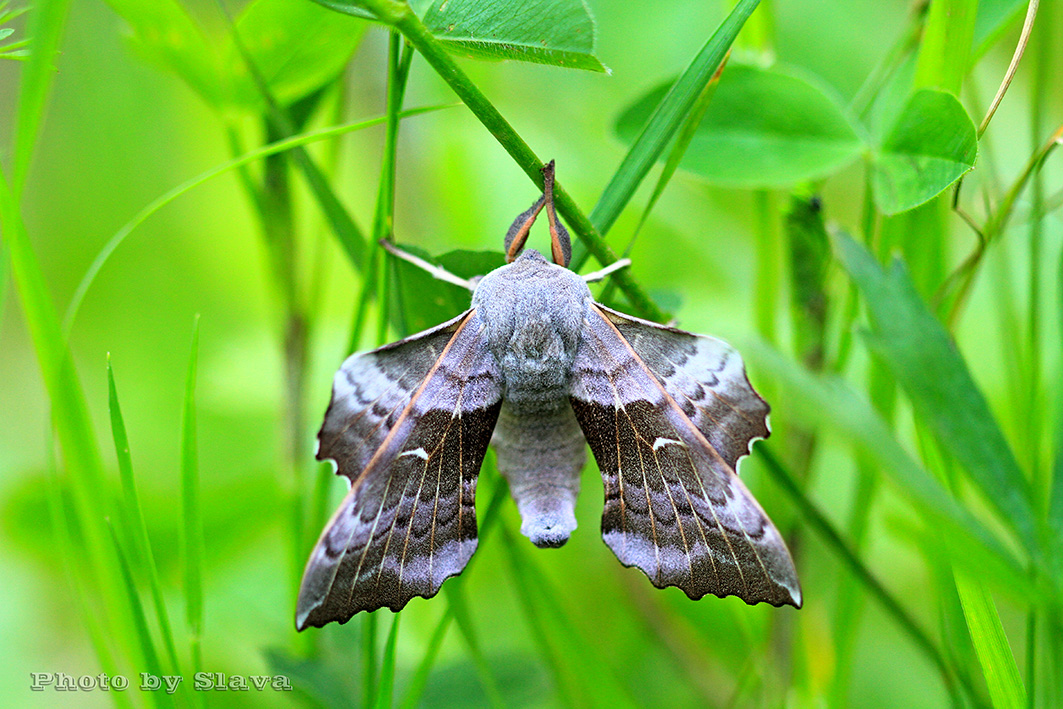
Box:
(380, 240, 477, 291)
(582, 258, 632, 283)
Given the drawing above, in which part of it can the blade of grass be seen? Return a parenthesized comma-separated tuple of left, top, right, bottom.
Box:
(499, 526, 580, 708)
(44, 465, 133, 709)
(954, 569, 1027, 708)
(180, 316, 204, 677)
(443, 585, 505, 709)
(11, 0, 72, 193)
(363, 613, 379, 707)
(63, 105, 452, 334)
(1, 166, 120, 616)
(579, 0, 760, 259)
(108, 356, 181, 677)
(375, 613, 401, 709)
(837, 235, 1047, 569)
(913, 0, 976, 95)
(599, 54, 729, 304)
(756, 446, 976, 707)
(745, 340, 1030, 590)
(106, 519, 173, 709)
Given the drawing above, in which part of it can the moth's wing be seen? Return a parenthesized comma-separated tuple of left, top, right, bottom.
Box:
(317, 310, 472, 480)
(594, 304, 770, 468)
(298, 310, 502, 629)
(569, 304, 800, 608)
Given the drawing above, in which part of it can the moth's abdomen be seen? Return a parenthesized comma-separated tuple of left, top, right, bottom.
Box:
(493, 400, 586, 548)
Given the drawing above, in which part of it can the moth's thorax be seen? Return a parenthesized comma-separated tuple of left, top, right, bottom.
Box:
(471, 249, 591, 407)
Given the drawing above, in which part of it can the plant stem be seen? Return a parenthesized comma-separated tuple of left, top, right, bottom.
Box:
(365, 0, 667, 322)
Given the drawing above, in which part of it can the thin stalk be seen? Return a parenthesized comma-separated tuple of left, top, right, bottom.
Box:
(357, 0, 668, 322)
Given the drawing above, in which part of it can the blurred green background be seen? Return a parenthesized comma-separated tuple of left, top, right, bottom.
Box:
(1, 0, 1061, 707)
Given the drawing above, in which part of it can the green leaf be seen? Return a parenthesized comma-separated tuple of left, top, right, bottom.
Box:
(108, 358, 181, 676)
(315, 0, 605, 71)
(225, 0, 366, 108)
(836, 236, 1043, 565)
(106, 0, 367, 111)
(422, 0, 605, 71)
(614, 64, 864, 189)
(180, 317, 204, 673)
(954, 569, 1028, 709)
(391, 247, 503, 334)
(872, 88, 978, 215)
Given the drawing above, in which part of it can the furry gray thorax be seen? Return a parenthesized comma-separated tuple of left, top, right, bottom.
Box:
(471, 249, 592, 411)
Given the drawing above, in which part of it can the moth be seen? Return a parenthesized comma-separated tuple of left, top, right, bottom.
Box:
(296, 162, 800, 630)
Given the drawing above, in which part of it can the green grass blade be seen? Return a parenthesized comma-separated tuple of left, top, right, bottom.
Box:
(363, 613, 379, 707)
(578, 0, 760, 262)
(836, 235, 1046, 569)
(44, 464, 133, 709)
(0, 165, 117, 605)
(375, 613, 401, 709)
(398, 609, 453, 709)
(107, 356, 182, 677)
(63, 105, 452, 334)
(499, 527, 578, 708)
(220, 9, 369, 273)
(105, 518, 173, 709)
(443, 585, 505, 709)
(913, 0, 976, 94)
(745, 340, 1030, 590)
(756, 446, 974, 706)
(953, 569, 1027, 708)
(12, 0, 72, 193)
(180, 316, 204, 675)
(600, 53, 728, 302)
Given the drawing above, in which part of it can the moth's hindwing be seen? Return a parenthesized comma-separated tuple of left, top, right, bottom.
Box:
(298, 310, 502, 629)
(569, 304, 801, 608)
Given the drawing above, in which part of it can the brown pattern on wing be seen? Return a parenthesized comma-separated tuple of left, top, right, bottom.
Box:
(298, 311, 502, 629)
(318, 311, 471, 481)
(569, 305, 800, 608)
(596, 305, 770, 470)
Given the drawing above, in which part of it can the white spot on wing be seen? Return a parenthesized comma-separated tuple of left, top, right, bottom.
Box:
(399, 447, 429, 460)
(652, 437, 685, 451)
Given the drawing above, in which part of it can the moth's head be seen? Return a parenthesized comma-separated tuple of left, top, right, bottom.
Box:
(504, 160, 572, 268)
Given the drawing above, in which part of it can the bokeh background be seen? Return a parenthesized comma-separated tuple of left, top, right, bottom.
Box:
(2, 0, 1061, 706)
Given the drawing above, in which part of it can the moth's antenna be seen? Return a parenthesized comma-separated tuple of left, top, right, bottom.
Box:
(541, 161, 572, 267)
(504, 193, 545, 263)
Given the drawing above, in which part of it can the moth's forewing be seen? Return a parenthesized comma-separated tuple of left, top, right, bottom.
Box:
(569, 304, 801, 608)
(298, 310, 502, 629)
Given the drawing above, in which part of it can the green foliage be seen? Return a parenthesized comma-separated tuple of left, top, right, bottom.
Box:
(4, 0, 1063, 707)
(0, 3, 29, 60)
(615, 64, 864, 188)
(872, 88, 978, 214)
(313, 0, 604, 70)
(838, 236, 1043, 565)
